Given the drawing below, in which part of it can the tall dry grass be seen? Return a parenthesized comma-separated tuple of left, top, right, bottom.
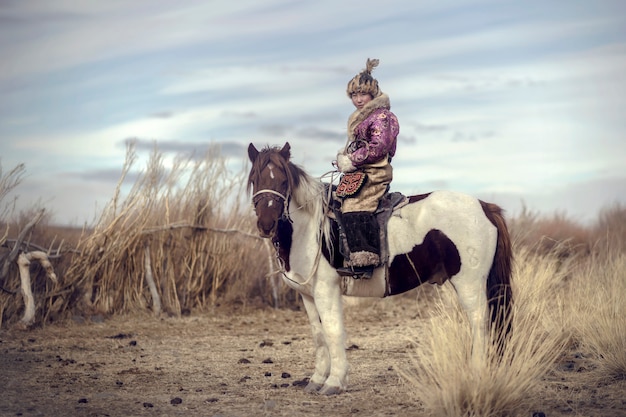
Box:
(0, 162, 26, 224)
(592, 203, 626, 256)
(1, 143, 295, 327)
(63, 142, 272, 316)
(566, 250, 626, 380)
(401, 203, 626, 416)
(508, 202, 626, 380)
(507, 205, 592, 259)
(401, 246, 571, 416)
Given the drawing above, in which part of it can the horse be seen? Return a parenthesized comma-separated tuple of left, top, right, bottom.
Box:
(247, 142, 513, 395)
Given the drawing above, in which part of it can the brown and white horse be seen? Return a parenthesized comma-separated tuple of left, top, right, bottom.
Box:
(247, 142, 513, 395)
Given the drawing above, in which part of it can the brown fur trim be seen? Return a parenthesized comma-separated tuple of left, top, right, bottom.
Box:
(345, 93, 391, 143)
(346, 58, 381, 97)
(346, 78, 379, 98)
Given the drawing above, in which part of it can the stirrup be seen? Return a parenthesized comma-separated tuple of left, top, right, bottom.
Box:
(336, 265, 374, 279)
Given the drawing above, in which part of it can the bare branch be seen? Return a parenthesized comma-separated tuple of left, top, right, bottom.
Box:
(1, 239, 66, 259)
(143, 240, 161, 315)
(0, 208, 46, 282)
(140, 223, 263, 241)
(16, 251, 58, 329)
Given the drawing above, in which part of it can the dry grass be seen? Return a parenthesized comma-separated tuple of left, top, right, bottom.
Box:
(566, 250, 626, 380)
(62, 143, 274, 316)
(401, 246, 571, 417)
(0, 162, 26, 224)
(400, 203, 626, 416)
(1, 143, 294, 327)
(507, 205, 592, 259)
(592, 203, 626, 256)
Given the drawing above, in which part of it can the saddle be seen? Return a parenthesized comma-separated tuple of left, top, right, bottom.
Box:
(326, 185, 407, 267)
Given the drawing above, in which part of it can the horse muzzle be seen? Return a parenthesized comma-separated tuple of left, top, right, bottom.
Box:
(257, 218, 277, 238)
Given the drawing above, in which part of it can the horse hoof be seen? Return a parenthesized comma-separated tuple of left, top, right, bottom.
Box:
(303, 382, 323, 393)
(319, 385, 343, 396)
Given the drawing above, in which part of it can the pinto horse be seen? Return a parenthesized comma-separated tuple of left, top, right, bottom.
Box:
(247, 142, 513, 395)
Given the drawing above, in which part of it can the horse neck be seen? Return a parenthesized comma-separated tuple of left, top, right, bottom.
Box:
(288, 174, 329, 243)
(290, 173, 323, 218)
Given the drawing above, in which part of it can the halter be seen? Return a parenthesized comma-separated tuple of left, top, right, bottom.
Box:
(252, 188, 288, 202)
(252, 189, 291, 221)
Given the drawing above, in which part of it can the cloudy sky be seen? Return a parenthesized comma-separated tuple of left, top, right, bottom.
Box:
(1, 0, 625, 226)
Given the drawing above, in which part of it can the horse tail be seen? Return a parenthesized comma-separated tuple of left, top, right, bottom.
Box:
(481, 201, 513, 345)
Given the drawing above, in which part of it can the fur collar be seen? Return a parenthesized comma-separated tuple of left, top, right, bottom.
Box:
(346, 93, 391, 143)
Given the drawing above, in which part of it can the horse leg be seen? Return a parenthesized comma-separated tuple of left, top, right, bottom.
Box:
(450, 272, 489, 368)
(313, 277, 348, 395)
(301, 294, 330, 393)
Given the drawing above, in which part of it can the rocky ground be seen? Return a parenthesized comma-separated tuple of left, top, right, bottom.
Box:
(1, 296, 624, 417)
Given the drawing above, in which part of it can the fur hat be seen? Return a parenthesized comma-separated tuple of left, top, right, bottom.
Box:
(346, 58, 381, 98)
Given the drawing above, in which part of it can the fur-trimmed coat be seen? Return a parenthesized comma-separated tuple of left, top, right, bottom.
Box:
(340, 93, 399, 213)
(345, 93, 399, 167)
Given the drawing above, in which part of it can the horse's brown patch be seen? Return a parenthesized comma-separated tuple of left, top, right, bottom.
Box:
(272, 218, 293, 271)
(386, 229, 461, 296)
(407, 193, 432, 204)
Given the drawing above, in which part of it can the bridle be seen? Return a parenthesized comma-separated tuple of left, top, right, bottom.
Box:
(250, 169, 339, 289)
(251, 188, 291, 221)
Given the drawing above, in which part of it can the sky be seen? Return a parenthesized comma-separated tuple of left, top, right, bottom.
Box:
(1, 0, 625, 226)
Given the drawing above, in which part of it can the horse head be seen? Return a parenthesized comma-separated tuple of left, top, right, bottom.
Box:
(247, 142, 292, 238)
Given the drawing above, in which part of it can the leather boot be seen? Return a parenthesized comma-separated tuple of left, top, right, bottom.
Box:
(336, 212, 380, 278)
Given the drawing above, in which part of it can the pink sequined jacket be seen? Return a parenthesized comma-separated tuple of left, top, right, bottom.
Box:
(346, 94, 399, 167)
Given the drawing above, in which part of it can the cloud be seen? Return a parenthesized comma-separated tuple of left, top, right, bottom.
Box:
(75, 167, 132, 184)
(150, 111, 175, 119)
(125, 138, 247, 159)
(2, 0, 625, 225)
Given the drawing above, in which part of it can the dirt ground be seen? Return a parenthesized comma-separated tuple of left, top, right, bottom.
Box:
(1, 296, 624, 417)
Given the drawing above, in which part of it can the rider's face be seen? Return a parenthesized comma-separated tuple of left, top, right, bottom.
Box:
(351, 92, 373, 109)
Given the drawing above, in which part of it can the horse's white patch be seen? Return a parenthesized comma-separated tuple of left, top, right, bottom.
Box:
(466, 247, 480, 268)
(268, 199, 273, 207)
(268, 164, 275, 179)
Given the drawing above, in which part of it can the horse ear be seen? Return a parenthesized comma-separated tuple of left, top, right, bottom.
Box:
(280, 142, 291, 161)
(248, 143, 259, 163)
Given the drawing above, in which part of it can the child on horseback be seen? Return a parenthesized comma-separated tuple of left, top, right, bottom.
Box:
(335, 58, 400, 278)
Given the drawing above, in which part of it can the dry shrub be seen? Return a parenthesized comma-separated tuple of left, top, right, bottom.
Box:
(592, 203, 626, 256)
(0, 162, 26, 223)
(401, 247, 570, 417)
(1, 162, 75, 327)
(566, 250, 626, 380)
(508, 206, 591, 258)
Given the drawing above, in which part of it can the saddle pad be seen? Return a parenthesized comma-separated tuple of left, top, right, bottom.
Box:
(336, 172, 366, 197)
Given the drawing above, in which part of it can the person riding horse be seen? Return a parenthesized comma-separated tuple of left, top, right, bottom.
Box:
(335, 58, 400, 278)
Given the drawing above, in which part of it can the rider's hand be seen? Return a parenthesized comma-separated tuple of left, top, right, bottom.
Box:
(336, 152, 357, 173)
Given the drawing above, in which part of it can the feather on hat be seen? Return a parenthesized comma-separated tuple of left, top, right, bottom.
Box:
(346, 58, 381, 98)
